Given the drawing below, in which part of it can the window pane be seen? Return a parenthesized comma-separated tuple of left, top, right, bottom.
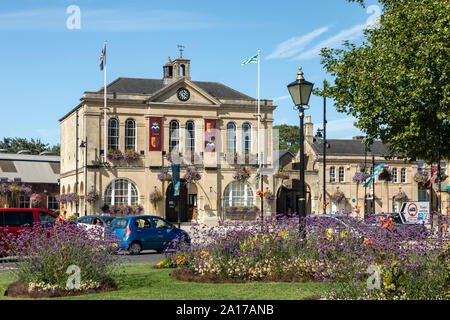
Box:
(242, 123, 251, 153)
(108, 118, 119, 150)
(185, 121, 195, 152)
(125, 119, 136, 151)
(169, 121, 179, 152)
(4, 211, 34, 227)
(227, 123, 236, 153)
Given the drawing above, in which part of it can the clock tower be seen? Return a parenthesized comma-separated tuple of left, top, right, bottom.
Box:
(172, 57, 191, 81)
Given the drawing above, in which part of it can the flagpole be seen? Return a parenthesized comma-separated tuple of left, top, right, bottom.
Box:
(257, 49, 261, 168)
(103, 40, 107, 164)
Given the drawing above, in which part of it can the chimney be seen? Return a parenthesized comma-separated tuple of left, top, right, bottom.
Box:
(304, 116, 314, 143)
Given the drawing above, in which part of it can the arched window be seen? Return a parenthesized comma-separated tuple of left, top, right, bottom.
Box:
(329, 166, 336, 183)
(338, 167, 345, 182)
(125, 118, 136, 151)
(223, 181, 255, 209)
(185, 120, 195, 152)
(226, 122, 236, 153)
(104, 178, 139, 206)
(169, 120, 179, 152)
(108, 118, 119, 150)
(242, 122, 251, 154)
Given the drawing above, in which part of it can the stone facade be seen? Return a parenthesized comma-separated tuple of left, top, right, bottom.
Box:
(276, 116, 449, 219)
(59, 56, 276, 224)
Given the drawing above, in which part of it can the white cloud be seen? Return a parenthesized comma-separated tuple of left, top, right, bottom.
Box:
(271, 95, 291, 102)
(295, 24, 365, 60)
(266, 26, 329, 60)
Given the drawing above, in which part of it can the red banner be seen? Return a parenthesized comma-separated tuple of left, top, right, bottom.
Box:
(204, 119, 217, 152)
(149, 117, 162, 151)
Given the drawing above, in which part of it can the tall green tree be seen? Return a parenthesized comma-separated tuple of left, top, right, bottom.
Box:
(273, 124, 300, 154)
(315, 0, 449, 162)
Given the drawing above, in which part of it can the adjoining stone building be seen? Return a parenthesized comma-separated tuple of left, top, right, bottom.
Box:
(59, 56, 277, 223)
(275, 116, 449, 219)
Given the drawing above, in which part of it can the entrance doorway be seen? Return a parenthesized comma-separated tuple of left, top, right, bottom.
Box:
(165, 181, 188, 223)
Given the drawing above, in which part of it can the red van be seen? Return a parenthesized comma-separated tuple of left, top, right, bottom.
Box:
(0, 208, 59, 255)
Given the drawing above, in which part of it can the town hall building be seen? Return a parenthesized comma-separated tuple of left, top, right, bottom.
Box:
(59, 54, 277, 223)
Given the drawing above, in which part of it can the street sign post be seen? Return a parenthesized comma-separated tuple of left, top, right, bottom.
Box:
(399, 201, 430, 224)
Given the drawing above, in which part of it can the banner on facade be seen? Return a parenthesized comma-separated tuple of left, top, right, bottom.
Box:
(171, 164, 180, 196)
(149, 117, 162, 151)
(204, 119, 217, 152)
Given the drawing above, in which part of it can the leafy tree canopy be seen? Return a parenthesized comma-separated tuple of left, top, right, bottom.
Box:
(0, 137, 60, 155)
(315, 0, 449, 162)
(273, 124, 300, 154)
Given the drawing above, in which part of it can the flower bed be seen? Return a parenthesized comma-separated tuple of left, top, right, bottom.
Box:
(0, 222, 122, 298)
(160, 214, 449, 300)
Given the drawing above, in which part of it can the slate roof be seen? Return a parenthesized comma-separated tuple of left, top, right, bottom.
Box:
(97, 78, 256, 101)
(311, 138, 391, 156)
(0, 154, 60, 184)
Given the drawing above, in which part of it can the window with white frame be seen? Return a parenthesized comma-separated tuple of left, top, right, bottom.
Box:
(108, 118, 120, 150)
(185, 120, 195, 152)
(330, 166, 336, 182)
(223, 181, 255, 209)
(104, 179, 139, 206)
(242, 122, 251, 154)
(400, 168, 407, 183)
(125, 118, 136, 151)
(338, 166, 345, 182)
(226, 122, 237, 153)
(392, 168, 398, 183)
(169, 120, 180, 152)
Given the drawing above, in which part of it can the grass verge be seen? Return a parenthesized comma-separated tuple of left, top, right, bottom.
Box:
(0, 263, 329, 300)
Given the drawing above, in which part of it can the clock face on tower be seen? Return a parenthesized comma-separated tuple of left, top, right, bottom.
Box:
(177, 87, 190, 101)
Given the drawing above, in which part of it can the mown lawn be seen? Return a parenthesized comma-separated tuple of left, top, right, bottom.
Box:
(0, 263, 329, 300)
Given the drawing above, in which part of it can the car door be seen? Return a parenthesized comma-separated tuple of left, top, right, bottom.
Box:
(150, 217, 177, 246)
(134, 217, 162, 249)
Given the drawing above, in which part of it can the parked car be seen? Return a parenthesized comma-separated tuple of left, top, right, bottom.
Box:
(111, 215, 190, 254)
(74, 215, 116, 231)
(0, 208, 59, 255)
(368, 213, 429, 237)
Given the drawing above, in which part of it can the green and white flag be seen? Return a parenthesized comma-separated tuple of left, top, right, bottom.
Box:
(241, 53, 258, 65)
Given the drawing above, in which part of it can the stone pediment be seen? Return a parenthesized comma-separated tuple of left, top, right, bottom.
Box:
(147, 78, 220, 106)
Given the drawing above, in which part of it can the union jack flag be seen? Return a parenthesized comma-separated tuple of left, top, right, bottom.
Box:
(99, 43, 106, 71)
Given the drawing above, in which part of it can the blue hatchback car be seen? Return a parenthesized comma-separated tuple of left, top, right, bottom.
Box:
(111, 215, 190, 254)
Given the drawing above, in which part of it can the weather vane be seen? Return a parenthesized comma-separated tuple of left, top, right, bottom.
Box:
(177, 44, 185, 58)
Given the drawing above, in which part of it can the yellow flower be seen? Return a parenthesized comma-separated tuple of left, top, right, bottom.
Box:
(326, 228, 334, 241)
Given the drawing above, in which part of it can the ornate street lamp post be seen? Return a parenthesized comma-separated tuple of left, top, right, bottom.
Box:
(287, 66, 314, 239)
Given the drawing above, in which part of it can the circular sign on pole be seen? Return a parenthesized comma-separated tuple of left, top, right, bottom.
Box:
(407, 203, 418, 217)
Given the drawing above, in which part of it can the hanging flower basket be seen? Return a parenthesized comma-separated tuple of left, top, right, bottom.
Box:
(65, 193, 79, 203)
(263, 191, 275, 203)
(353, 171, 369, 183)
(30, 193, 42, 207)
(233, 166, 251, 181)
(378, 168, 393, 182)
(158, 167, 173, 182)
(149, 190, 163, 209)
(85, 190, 99, 203)
(394, 191, 408, 202)
(274, 167, 290, 180)
(331, 191, 345, 202)
(413, 170, 429, 185)
(184, 168, 201, 183)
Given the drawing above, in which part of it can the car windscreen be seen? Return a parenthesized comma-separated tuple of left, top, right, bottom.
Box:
(111, 218, 128, 229)
(102, 217, 115, 226)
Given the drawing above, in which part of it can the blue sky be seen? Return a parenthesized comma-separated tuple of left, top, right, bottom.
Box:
(0, 0, 381, 146)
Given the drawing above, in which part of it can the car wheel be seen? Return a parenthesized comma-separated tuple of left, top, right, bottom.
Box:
(128, 242, 142, 255)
